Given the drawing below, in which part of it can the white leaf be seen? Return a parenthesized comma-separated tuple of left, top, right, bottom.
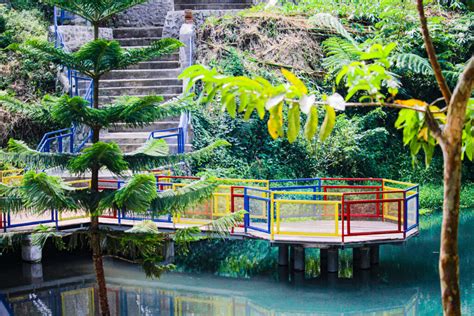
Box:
(327, 93, 346, 111)
(265, 94, 285, 110)
(299, 94, 316, 114)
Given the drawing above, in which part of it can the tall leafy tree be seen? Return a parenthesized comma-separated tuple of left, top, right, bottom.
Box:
(0, 1, 239, 315)
(180, 2, 473, 315)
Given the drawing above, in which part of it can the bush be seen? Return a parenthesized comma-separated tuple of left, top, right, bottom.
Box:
(0, 6, 56, 99)
(419, 183, 474, 212)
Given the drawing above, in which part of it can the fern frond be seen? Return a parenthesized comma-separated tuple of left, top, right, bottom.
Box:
(390, 53, 433, 76)
(322, 37, 361, 77)
(124, 139, 230, 172)
(309, 13, 356, 43)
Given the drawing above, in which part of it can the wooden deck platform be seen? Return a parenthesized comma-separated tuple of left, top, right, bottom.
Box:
(2, 215, 419, 248)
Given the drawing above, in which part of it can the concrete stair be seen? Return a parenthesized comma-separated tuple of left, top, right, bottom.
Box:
(174, 0, 253, 10)
(91, 26, 190, 154)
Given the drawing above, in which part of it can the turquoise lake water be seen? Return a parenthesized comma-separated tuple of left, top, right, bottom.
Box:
(0, 211, 472, 315)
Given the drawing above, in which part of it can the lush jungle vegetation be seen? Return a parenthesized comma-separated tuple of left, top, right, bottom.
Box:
(188, 0, 474, 212)
(0, 0, 473, 213)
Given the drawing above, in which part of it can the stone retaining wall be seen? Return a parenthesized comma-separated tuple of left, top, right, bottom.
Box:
(112, 0, 174, 27)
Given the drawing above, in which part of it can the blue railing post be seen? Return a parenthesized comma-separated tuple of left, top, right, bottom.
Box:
(69, 132, 75, 153)
(244, 187, 249, 233)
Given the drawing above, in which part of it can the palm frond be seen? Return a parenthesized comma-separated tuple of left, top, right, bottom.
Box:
(68, 142, 128, 175)
(20, 171, 78, 212)
(390, 53, 433, 76)
(205, 210, 246, 238)
(309, 13, 356, 43)
(322, 37, 361, 77)
(128, 139, 169, 156)
(114, 173, 158, 213)
(149, 179, 219, 216)
(43, 0, 149, 24)
(0, 139, 74, 169)
(124, 139, 230, 172)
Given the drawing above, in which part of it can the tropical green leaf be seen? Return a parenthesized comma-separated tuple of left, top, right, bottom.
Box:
(304, 106, 319, 140)
(319, 106, 336, 141)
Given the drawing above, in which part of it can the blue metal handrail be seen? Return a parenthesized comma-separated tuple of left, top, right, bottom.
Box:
(148, 127, 185, 154)
(38, 8, 93, 153)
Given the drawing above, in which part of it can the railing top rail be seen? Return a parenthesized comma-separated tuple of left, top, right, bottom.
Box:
(382, 179, 417, 187)
(269, 178, 320, 183)
(321, 177, 384, 182)
(272, 191, 343, 197)
(343, 190, 407, 196)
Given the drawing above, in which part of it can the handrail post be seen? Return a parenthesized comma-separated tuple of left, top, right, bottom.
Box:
(244, 187, 249, 233)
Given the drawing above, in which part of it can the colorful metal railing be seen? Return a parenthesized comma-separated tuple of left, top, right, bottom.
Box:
(0, 173, 419, 243)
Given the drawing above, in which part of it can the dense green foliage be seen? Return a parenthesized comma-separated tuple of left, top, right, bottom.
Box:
(189, 0, 474, 205)
(0, 5, 56, 99)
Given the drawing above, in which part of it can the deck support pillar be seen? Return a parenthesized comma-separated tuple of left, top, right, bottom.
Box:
(327, 248, 338, 273)
(22, 262, 43, 283)
(370, 245, 380, 265)
(353, 247, 361, 269)
(163, 240, 175, 264)
(291, 246, 305, 272)
(21, 235, 42, 263)
(320, 249, 328, 273)
(278, 245, 289, 266)
(359, 247, 371, 270)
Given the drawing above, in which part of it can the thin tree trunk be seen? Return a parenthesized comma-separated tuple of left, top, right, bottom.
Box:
(90, 42, 110, 313)
(438, 57, 474, 315)
(90, 215, 110, 316)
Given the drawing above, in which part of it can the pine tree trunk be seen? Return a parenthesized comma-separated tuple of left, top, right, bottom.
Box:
(90, 215, 110, 316)
(89, 20, 110, 312)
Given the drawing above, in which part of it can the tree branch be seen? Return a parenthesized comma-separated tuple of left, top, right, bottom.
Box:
(416, 0, 452, 105)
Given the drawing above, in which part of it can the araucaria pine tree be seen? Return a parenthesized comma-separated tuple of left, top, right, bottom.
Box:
(0, 1, 240, 315)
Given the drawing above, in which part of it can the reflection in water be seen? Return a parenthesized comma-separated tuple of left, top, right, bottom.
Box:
(0, 212, 472, 315)
(2, 278, 420, 315)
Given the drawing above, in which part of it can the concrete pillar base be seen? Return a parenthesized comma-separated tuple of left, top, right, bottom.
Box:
(370, 245, 380, 265)
(320, 249, 328, 273)
(164, 240, 175, 264)
(327, 248, 338, 273)
(278, 245, 289, 266)
(22, 263, 43, 282)
(359, 247, 371, 270)
(21, 235, 42, 263)
(292, 246, 305, 272)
